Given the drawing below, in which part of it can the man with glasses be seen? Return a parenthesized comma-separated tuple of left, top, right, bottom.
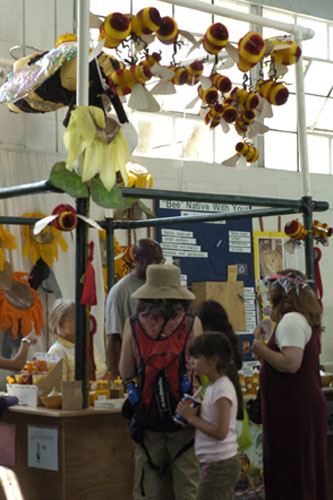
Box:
(105, 238, 164, 379)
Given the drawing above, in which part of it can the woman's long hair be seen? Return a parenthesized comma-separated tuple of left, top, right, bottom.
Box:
(190, 332, 244, 420)
(137, 298, 191, 320)
(268, 269, 322, 329)
(196, 300, 242, 370)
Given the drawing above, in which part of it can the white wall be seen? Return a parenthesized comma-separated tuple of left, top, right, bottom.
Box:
(0, 0, 332, 371)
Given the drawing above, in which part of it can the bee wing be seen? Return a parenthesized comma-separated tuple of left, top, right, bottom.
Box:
(185, 95, 199, 110)
(199, 75, 212, 90)
(186, 37, 203, 57)
(222, 153, 239, 167)
(89, 12, 104, 29)
(216, 55, 235, 70)
(77, 215, 102, 231)
(220, 118, 230, 134)
(253, 120, 270, 135)
(179, 30, 197, 45)
(150, 64, 174, 80)
(256, 96, 273, 119)
(151, 80, 176, 95)
(224, 43, 239, 63)
(88, 39, 105, 62)
(237, 155, 248, 169)
(128, 84, 161, 112)
(269, 62, 288, 78)
(33, 215, 58, 235)
(0, 43, 77, 103)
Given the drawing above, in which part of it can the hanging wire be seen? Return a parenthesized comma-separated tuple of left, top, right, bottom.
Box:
(211, 54, 219, 75)
(171, 40, 184, 66)
(242, 72, 249, 89)
(268, 60, 277, 80)
(117, 39, 138, 66)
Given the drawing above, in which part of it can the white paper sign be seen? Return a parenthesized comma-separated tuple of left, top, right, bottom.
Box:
(28, 426, 58, 471)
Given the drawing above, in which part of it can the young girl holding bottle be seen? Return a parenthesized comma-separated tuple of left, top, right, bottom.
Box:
(176, 332, 243, 500)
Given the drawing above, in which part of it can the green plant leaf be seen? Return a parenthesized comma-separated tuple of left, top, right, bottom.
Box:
(91, 177, 124, 209)
(49, 162, 89, 198)
(137, 199, 155, 217)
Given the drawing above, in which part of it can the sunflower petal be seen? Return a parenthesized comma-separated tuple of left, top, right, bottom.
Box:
(82, 141, 102, 183)
(96, 142, 116, 191)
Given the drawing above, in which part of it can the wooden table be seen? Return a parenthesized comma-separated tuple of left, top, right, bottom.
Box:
(0, 402, 134, 500)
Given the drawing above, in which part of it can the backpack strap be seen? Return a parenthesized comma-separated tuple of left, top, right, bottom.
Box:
(185, 313, 195, 336)
(138, 436, 195, 496)
(130, 313, 142, 357)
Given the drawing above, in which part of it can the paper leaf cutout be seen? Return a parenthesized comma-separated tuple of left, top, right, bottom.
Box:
(90, 177, 123, 209)
(49, 162, 89, 198)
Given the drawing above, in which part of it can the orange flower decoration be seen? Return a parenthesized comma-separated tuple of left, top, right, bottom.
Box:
(0, 272, 44, 338)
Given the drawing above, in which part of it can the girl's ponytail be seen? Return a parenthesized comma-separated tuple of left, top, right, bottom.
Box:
(226, 361, 244, 420)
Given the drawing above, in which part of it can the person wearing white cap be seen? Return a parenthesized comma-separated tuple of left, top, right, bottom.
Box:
(120, 264, 202, 500)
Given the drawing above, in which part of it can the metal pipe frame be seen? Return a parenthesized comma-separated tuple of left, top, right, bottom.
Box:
(0, 180, 328, 212)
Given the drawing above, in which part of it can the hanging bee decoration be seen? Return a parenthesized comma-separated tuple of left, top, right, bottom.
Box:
(237, 32, 266, 72)
(203, 23, 229, 54)
(222, 141, 259, 167)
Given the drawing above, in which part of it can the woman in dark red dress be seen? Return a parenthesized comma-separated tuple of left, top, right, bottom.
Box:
(252, 269, 329, 500)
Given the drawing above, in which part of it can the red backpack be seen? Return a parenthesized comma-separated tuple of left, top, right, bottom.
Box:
(130, 312, 194, 432)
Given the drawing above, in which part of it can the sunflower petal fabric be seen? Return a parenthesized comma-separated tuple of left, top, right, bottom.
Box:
(64, 105, 129, 191)
(22, 212, 68, 267)
(0, 225, 17, 271)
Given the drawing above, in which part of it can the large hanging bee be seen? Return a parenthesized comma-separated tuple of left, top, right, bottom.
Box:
(0, 35, 128, 126)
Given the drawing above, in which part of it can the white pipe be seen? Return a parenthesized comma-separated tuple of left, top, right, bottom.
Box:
(159, 0, 315, 40)
(294, 35, 312, 197)
(76, 0, 90, 107)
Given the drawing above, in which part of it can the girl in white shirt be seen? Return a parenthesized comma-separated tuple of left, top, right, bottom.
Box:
(176, 332, 243, 500)
(48, 299, 108, 381)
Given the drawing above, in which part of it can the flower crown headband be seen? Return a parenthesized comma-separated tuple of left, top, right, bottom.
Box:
(265, 273, 311, 296)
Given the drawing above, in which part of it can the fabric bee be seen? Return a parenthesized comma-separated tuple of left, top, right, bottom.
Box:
(238, 32, 265, 72)
(256, 79, 289, 106)
(156, 16, 178, 45)
(203, 23, 229, 54)
(131, 7, 162, 36)
(100, 12, 132, 49)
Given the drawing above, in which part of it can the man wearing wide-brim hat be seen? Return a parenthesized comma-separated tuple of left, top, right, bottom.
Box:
(105, 239, 164, 380)
(120, 264, 203, 500)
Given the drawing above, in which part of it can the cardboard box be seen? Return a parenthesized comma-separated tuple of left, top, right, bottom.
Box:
(191, 281, 246, 331)
(7, 384, 39, 406)
(6, 357, 63, 407)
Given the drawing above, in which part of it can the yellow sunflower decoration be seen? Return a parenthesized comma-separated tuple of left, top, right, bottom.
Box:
(99, 231, 130, 293)
(0, 225, 17, 271)
(0, 272, 44, 339)
(21, 212, 68, 267)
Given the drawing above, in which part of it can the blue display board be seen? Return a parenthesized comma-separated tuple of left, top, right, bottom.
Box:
(155, 199, 257, 361)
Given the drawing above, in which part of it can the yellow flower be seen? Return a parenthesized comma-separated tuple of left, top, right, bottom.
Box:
(22, 212, 68, 267)
(99, 231, 128, 292)
(64, 106, 129, 191)
(0, 225, 17, 271)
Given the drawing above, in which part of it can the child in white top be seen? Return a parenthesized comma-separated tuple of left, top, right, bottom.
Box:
(176, 332, 243, 500)
(48, 299, 109, 381)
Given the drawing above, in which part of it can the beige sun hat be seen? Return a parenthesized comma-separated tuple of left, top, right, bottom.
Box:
(132, 264, 195, 300)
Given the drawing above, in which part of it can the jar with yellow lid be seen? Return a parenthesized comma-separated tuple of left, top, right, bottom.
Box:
(95, 380, 110, 401)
